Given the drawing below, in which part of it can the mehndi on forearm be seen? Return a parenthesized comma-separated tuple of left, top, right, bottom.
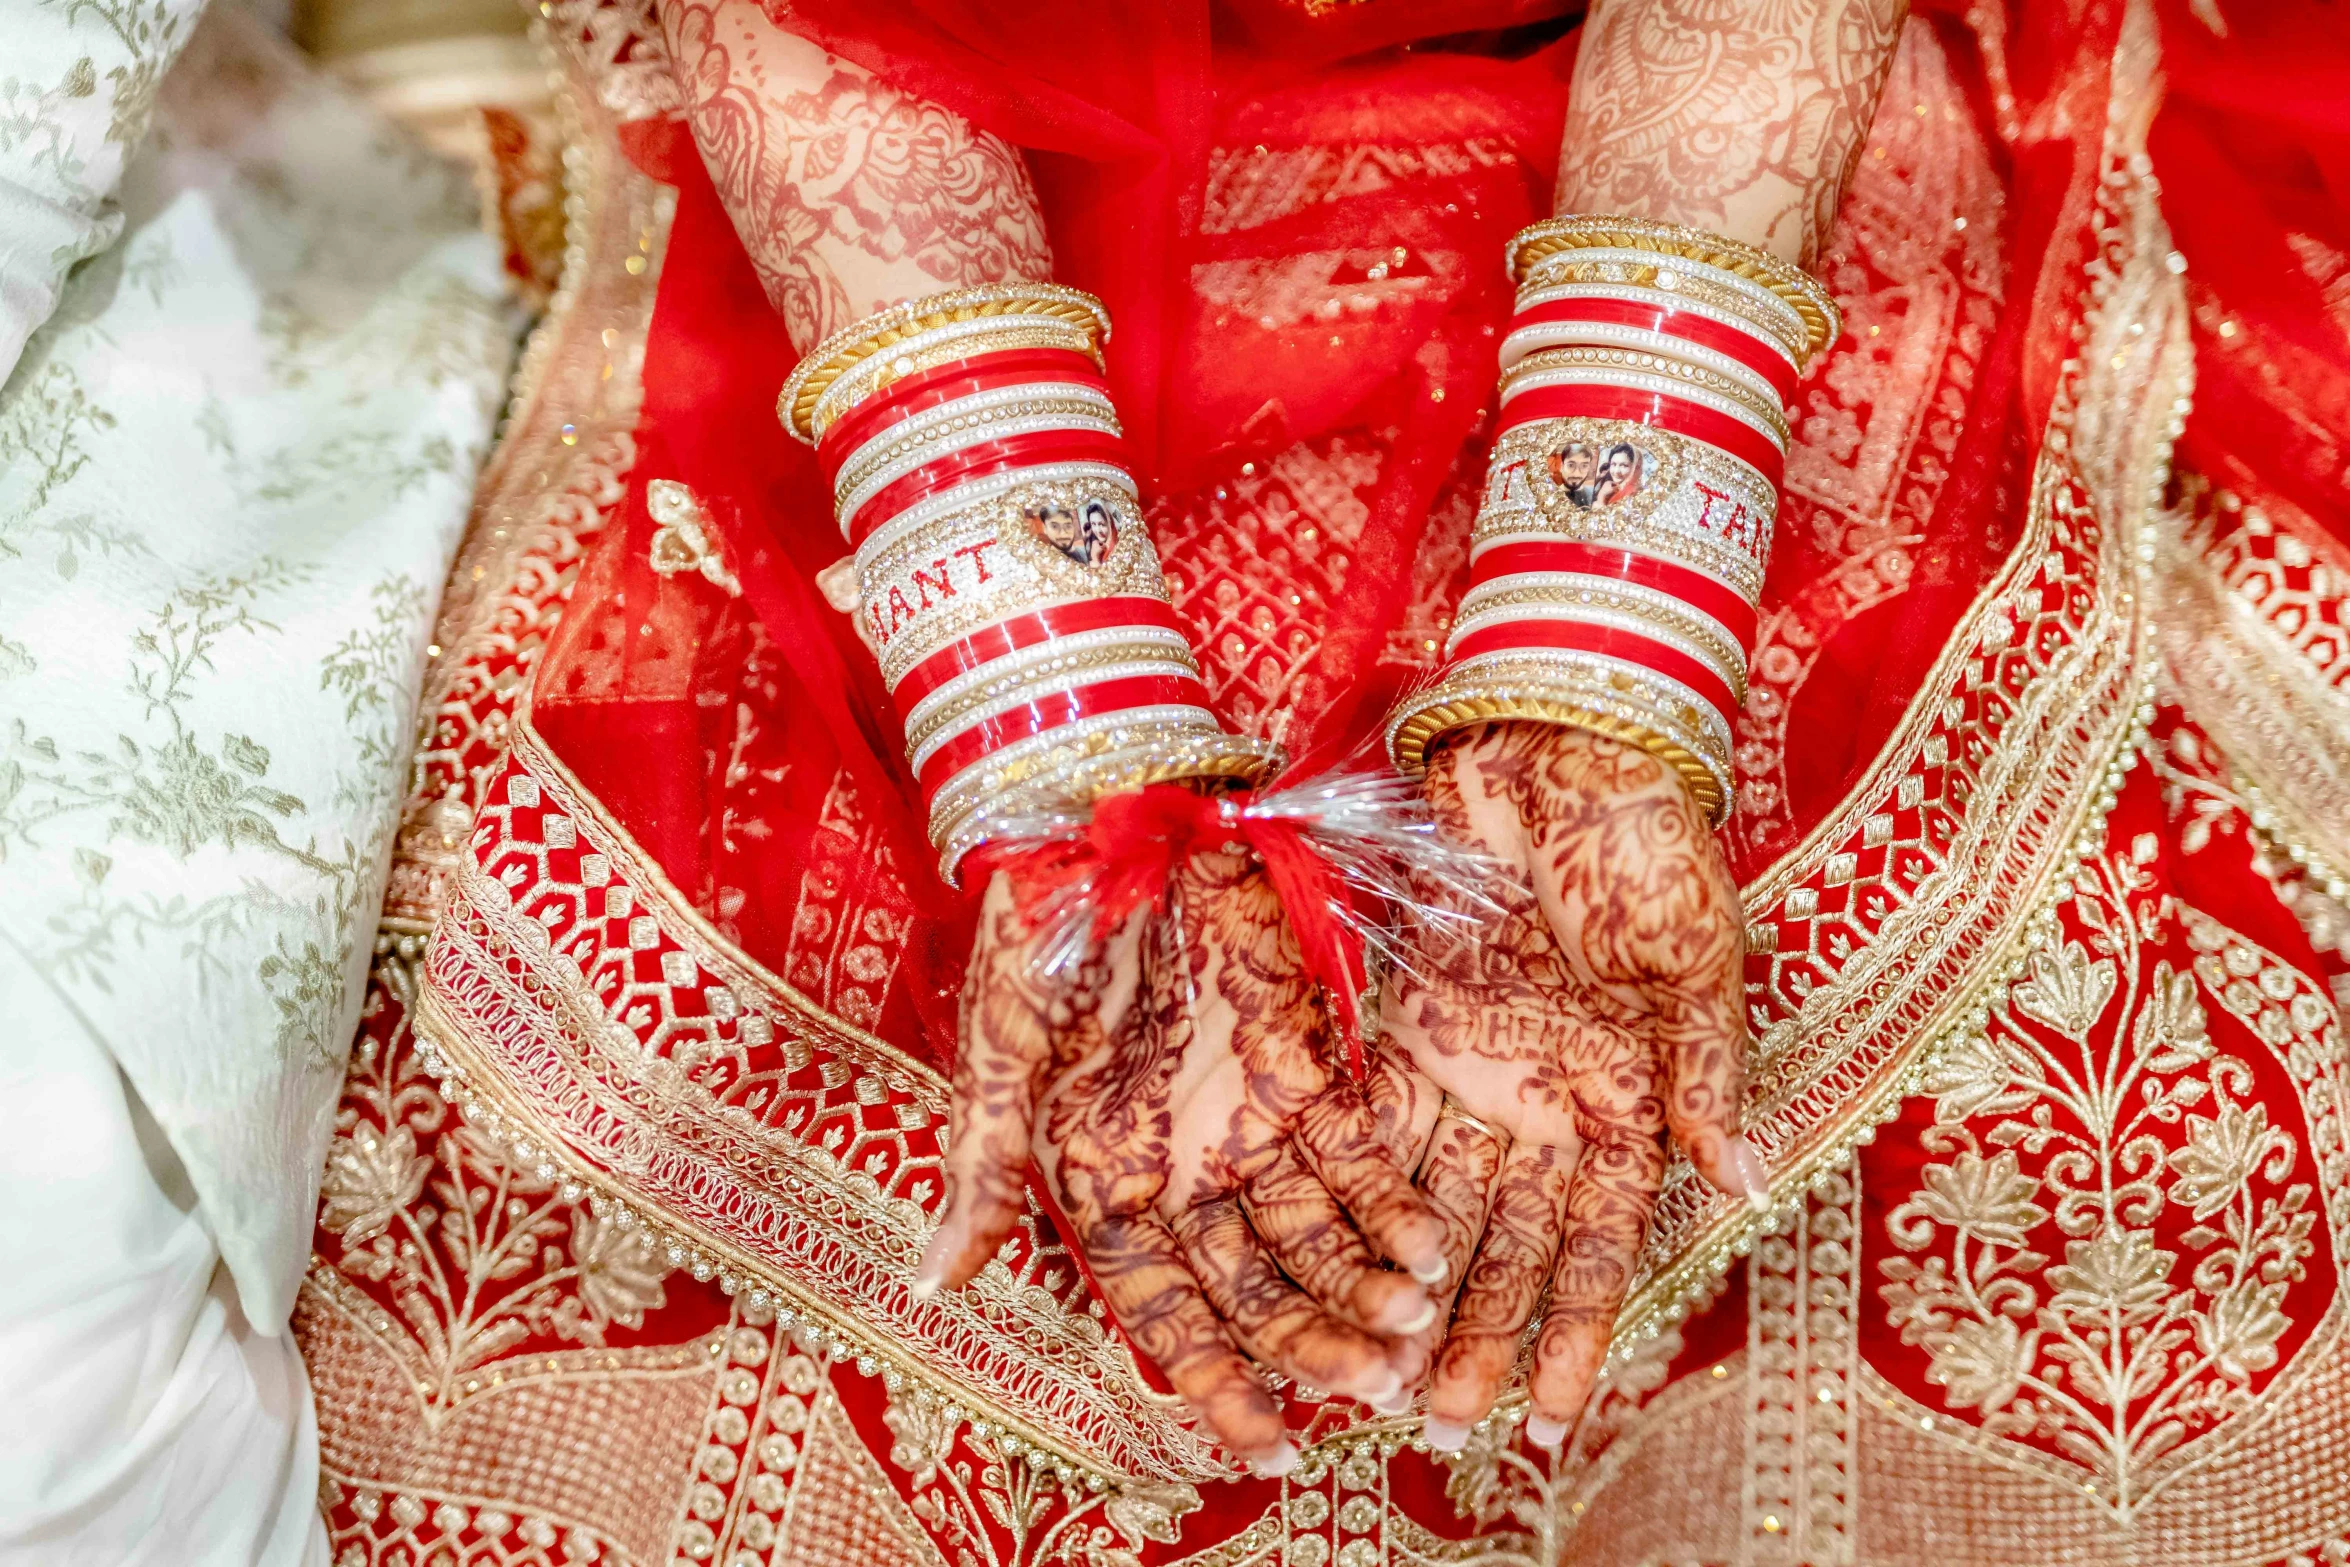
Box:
(1389, 0, 1906, 814)
(1555, 0, 1910, 266)
(655, 0, 1054, 352)
(666, 0, 1276, 871)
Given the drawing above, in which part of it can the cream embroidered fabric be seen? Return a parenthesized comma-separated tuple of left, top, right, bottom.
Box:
(0, 0, 210, 385)
(0, 7, 515, 1338)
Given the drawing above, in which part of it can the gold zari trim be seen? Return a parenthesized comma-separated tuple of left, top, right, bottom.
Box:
(2154, 494, 2350, 902)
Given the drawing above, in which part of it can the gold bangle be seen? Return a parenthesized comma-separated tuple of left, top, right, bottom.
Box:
(1506, 215, 1841, 369)
(1387, 655, 1730, 826)
(809, 319, 1101, 446)
(776, 282, 1112, 442)
(930, 727, 1284, 884)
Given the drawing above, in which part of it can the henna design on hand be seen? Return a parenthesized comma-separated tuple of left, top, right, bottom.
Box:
(923, 853, 1448, 1463)
(1455, 723, 1755, 1182)
(656, 0, 1054, 350)
(1426, 1141, 1573, 1437)
(1528, 1123, 1666, 1435)
(1380, 720, 1767, 1447)
(1555, 0, 1910, 265)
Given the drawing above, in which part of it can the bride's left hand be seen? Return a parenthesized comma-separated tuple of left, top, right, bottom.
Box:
(920, 850, 1449, 1469)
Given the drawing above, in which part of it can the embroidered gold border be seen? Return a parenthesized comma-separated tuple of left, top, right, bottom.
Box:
(417, 715, 1234, 1490)
(2155, 505, 2350, 903)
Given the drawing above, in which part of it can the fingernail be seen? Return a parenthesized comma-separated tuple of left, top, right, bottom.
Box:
(1250, 1441, 1300, 1478)
(912, 1221, 958, 1299)
(1410, 1256, 1448, 1287)
(1524, 1413, 1569, 1450)
(1422, 1417, 1470, 1453)
(1728, 1137, 1772, 1214)
(1357, 1371, 1403, 1408)
(1368, 1386, 1414, 1417)
(1393, 1297, 1437, 1335)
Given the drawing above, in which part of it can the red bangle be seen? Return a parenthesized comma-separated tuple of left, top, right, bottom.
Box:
(915, 672, 1213, 797)
(816, 347, 1108, 476)
(845, 427, 1133, 546)
(1497, 384, 1785, 489)
(1448, 619, 1740, 728)
(890, 596, 1191, 718)
(1505, 296, 1799, 403)
(1469, 539, 1758, 653)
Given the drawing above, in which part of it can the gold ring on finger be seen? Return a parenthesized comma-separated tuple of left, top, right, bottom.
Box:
(1434, 1096, 1502, 1141)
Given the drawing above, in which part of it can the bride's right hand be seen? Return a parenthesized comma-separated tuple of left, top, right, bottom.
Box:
(1368, 721, 1766, 1451)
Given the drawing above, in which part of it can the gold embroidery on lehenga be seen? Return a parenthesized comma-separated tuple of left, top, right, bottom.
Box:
(1834, 884, 2350, 1564)
(1878, 840, 2322, 1508)
(2156, 479, 2350, 905)
(1744, 1155, 1862, 1562)
(1160, 434, 1385, 746)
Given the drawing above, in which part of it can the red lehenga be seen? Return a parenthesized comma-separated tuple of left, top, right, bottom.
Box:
(297, 0, 2350, 1562)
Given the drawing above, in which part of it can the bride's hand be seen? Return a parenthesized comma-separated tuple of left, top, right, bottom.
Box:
(919, 850, 1448, 1470)
(1374, 720, 1766, 1450)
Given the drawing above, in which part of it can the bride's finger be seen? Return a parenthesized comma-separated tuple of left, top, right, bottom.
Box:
(1171, 1199, 1407, 1406)
(1293, 1086, 1449, 1286)
(1395, 1100, 1508, 1381)
(1523, 1121, 1666, 1447)
(1241, 1149, 1434, 1341)
(1646, 945, 1769, 1212)
(1364, 1046, 1444, 1167)
(917, 872, 1059, 1296)
(1414, 1101, 1509, 1310)
(1422, 1139, 1573, 1451)
(1077, 1207, 1298, 1473)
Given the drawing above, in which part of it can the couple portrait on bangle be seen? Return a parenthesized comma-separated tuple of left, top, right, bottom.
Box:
(1547, 437, 1648, 509)
(1026, 492, 1123, 567)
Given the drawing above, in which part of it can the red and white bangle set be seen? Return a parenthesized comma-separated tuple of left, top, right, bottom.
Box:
(1386, 217, 1840, 822)
(778, 283, 1279, 877)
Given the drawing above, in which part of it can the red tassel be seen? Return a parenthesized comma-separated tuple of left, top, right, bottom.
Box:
(999, 784, 1372, 1080)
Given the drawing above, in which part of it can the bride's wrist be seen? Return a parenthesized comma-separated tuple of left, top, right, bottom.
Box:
(780, 283, 1278, 881)
(1388, 216, 1837, 827)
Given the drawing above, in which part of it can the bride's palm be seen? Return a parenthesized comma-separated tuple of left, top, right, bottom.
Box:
(1374, 722, 1765, 1448)
(923, 853, 1446, 1469)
